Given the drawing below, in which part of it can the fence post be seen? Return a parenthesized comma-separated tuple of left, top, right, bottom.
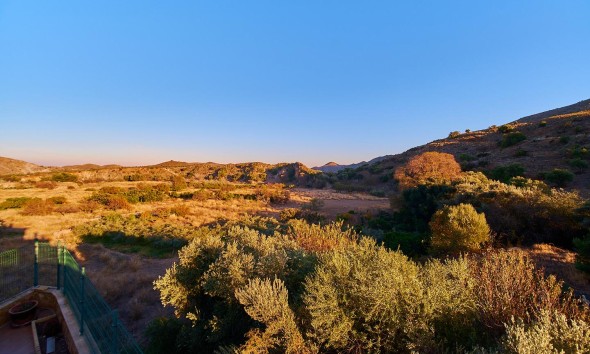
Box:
(57, 242, 62, 289)
(62, 250, 67, 296)
(112, 310, 119, 354)
(79, 266, 86, 335)
(34, 238, 39, 287)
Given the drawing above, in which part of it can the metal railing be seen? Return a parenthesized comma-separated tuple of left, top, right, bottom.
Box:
(0, 241, 143, 354)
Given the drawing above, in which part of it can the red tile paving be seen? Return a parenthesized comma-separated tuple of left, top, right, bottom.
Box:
(0, 322, 35, 354)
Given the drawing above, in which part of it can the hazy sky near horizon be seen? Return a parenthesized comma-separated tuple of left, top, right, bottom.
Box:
(1, 1, 589, 167)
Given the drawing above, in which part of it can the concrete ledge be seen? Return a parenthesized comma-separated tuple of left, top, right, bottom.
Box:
(0, 287, 92, 354)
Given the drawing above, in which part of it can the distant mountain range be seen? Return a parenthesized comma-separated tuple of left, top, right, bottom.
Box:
(312, 156, 392, 173)
(322, 98, 590, 196)
(2, 98, 590, 195)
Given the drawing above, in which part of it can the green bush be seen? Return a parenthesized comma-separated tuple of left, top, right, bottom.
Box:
(74, 213, 194, 257)
(51, 172, 78, 182)
(448, 131, 461, 139)
(485, 164, 525, 183)
(498, 124, 515, 133)
(544, 169, 574, 187)
(393, 184, 456, 233)
(569, 145, 589, 159)
(538, 120, 547, 127)
(453, 172, 584, 247)
(153, 226, 313, 353)
(429, 203, 490, 255)
(383, 231, 427, 257)
(500, 131, 526, 148)
(459, 153, 475, 162)
(573, 235, 590, 273)
(569, 158, 589, 173)
(148, 221, 590, 353)
(303, 238, 426, 352)
(502, 311, 590, 353)
(171, 175, 187, 191)
(0, 197, 32, 210)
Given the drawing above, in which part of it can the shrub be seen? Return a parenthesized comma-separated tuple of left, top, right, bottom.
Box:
(303, 238, 426, 352)
(255, 185, 290, 204)
(171, 175, 187, 191)
(393, 184, 456, 233)
(421, 257, 479, 349)
(170, 204, 191, 217)
(485, 164, 525, 183)
(459, 153, 475, 161)
(429, 203, 490, 255)
(500, 131, 526, 148)
(544, 168, 574, 187)
(573, 235, 590, 273)
(279, 208, 300, 222)
(105, 195, 132, 210)
(287, 220, 356, 252)
(383, 231, 428, 257)
(235, 278, 308, 353)
(470, 249, 586, 336)
(0, 197, 32, 210)
(126, 183, 168, 203)
(560, 136, 571, 144)
(514, 149, 527, 157)
(502, 311, 590, 353)
(538, 120, 547, 127)
(394, 152, 462, 190)
(302, 198, 324, 211)
(448, 131, 461, 139)
(1, 175, 21, 182)
(192, 189, 215, 201)
(125, 174, 144, 182)
(569, 145, 589, 159)
(569, 158, 589, 173)
(22, 198, 54, 215)
(153, 226, 313, 352)
(54, 204, 80, 214)
(78, 200, 102, 213)
(51, 172, 78, 182)
(498, 124, 515, 133)
(47, 196, 67, 205)
(35, 181, 57, 189)
(453, 172, 584, 246)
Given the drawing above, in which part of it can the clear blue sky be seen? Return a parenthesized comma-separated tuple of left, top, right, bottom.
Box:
(1, 1, 589, 167)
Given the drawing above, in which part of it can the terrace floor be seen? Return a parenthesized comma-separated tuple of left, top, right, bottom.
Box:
(0, 322, 35, 354)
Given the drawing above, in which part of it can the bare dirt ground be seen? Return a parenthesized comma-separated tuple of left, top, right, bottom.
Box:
(526, 244, 590, 297)
(288, 188, 391, 218)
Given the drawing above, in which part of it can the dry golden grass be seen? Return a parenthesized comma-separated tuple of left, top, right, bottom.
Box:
(526, 243, 590, 296)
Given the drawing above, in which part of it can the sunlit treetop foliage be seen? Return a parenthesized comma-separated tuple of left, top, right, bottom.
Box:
(394, 151, 462, 190)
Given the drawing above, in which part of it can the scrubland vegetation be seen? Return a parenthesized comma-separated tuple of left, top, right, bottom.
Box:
(1, 137, 590, 352)
(145, 152, 590, 353)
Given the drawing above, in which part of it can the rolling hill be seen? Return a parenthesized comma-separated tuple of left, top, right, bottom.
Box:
(0, 156, 50, 175)
(329, 98, 590, 196)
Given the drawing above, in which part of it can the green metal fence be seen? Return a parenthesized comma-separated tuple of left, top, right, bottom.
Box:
(0, 245, 34, 300)
(0, 241, 143, 354)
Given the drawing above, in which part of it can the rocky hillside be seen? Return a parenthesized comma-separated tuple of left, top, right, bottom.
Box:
(0, 158, 325, 187)
(313, 155, 392, 173)
(329, 99, 590, 196)
(0, 156, 50, 175)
